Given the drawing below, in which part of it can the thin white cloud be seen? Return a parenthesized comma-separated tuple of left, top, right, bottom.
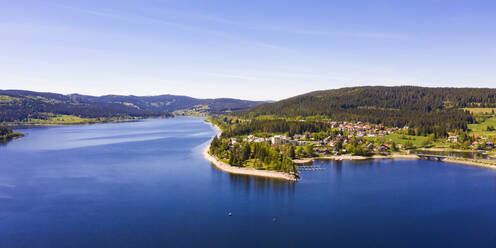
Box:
(49, 3, 291, 52)
(138, 5, 411, 40)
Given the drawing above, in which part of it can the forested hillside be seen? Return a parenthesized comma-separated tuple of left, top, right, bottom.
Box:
(244, 86, 496, 135)
(72, 94, 264, 114)
(0, 90, 263, 124)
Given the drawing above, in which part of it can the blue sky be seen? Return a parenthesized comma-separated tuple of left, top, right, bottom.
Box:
(1, 0, 495, 100)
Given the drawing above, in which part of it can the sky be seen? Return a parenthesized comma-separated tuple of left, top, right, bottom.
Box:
(1, 0, 495, 100)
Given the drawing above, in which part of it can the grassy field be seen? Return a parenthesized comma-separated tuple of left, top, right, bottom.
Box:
(26, 114, 99, 125)
(463, 107, 496, 115)
(367, 133, 432, 147)
(0, 95, 20, 103)
(1, 113, 140, 126)
(468, 116, 496, 138)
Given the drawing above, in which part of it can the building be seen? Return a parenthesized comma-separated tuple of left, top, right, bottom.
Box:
(448, 135, 458, 143)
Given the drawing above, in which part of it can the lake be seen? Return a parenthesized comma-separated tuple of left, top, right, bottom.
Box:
(1, 117, 495, 247)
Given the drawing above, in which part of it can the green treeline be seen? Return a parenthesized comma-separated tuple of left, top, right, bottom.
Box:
(220, 118, 330, 137)
(209, 136, 298, 175)
(0, 90, 264, 124)
(0, 126, 12, 136)
(0, 90, 172, 123)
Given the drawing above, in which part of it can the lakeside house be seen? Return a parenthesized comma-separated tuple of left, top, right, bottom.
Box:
(448, 135, 459, 143)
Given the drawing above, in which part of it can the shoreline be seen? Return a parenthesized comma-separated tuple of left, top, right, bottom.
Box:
(0, 132, 25, 144)
(293, 154, 496, 170)
(203, 120, 495, 179)
(443, 158, 496, 170)
(203, 120, 299, 181)
(202, 145, 299, 181)
(3, 115, 172, 129)
(293, 154, 419, 163)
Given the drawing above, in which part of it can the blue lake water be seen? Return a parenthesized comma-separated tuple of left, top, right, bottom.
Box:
(1, 117, 495, 247)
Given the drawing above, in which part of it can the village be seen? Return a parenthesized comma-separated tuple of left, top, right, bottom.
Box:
(230, 121, 496, 157)
(226, 121, 403, 156)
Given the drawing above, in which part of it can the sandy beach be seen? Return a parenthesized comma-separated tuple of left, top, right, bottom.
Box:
(203, 145, 299, 181)
(443, 158, 496, 170)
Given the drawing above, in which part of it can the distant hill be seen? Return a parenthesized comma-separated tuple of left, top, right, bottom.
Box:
(244, 86, 496, 135)
(0, 90, 264, 124)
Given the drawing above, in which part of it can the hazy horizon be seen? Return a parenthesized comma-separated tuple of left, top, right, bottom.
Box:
(3, 84, 496, 102)
(2, 0, 495, 100)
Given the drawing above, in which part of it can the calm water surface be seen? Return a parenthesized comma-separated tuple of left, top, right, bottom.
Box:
(1, 118, 495, 247)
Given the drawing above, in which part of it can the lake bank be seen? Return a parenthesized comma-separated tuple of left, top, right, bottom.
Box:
(293, 154, 419, 163)
(3, 115, 171, 128)
(0, 132, 24, 144)
(293, 153, 496, 170)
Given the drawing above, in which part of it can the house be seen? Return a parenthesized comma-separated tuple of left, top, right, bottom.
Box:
(315, 147, 331, 154)
(486, 141, 495, 149)
(271, 135, 283, 145)
(317, 140, 327, 146)
(375, 144, 390, 152)
(448, 135, 458, 143)
(297, 141, 309, 146)
(244, 135, 255, 142)
(293, 134, 305, 140)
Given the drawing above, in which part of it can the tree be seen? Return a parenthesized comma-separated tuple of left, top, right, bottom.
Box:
(241, 144, 251, 161)
(405, 141, 415, 149)
(287, 145, 296, 159)
(391, 142, 399, 152)
(228, 152, 235, 166)
(304, 144, 314, 157)
(0, 126, 12, 136)
(295, 146, 304, 158)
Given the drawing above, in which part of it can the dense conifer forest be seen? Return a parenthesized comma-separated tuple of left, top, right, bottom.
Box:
(242, 86, 496, 136)
(0, 90, 263, 123)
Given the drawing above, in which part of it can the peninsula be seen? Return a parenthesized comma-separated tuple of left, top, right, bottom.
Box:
(0, 126, 24, 144)
(203, 121, 299, 181)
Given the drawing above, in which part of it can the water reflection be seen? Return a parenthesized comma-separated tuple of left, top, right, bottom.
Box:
(228, 173, 295, 195)
(209, 162, 295, 195)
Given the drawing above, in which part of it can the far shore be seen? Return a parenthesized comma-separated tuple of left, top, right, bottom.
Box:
(3, 115, 172, 129)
